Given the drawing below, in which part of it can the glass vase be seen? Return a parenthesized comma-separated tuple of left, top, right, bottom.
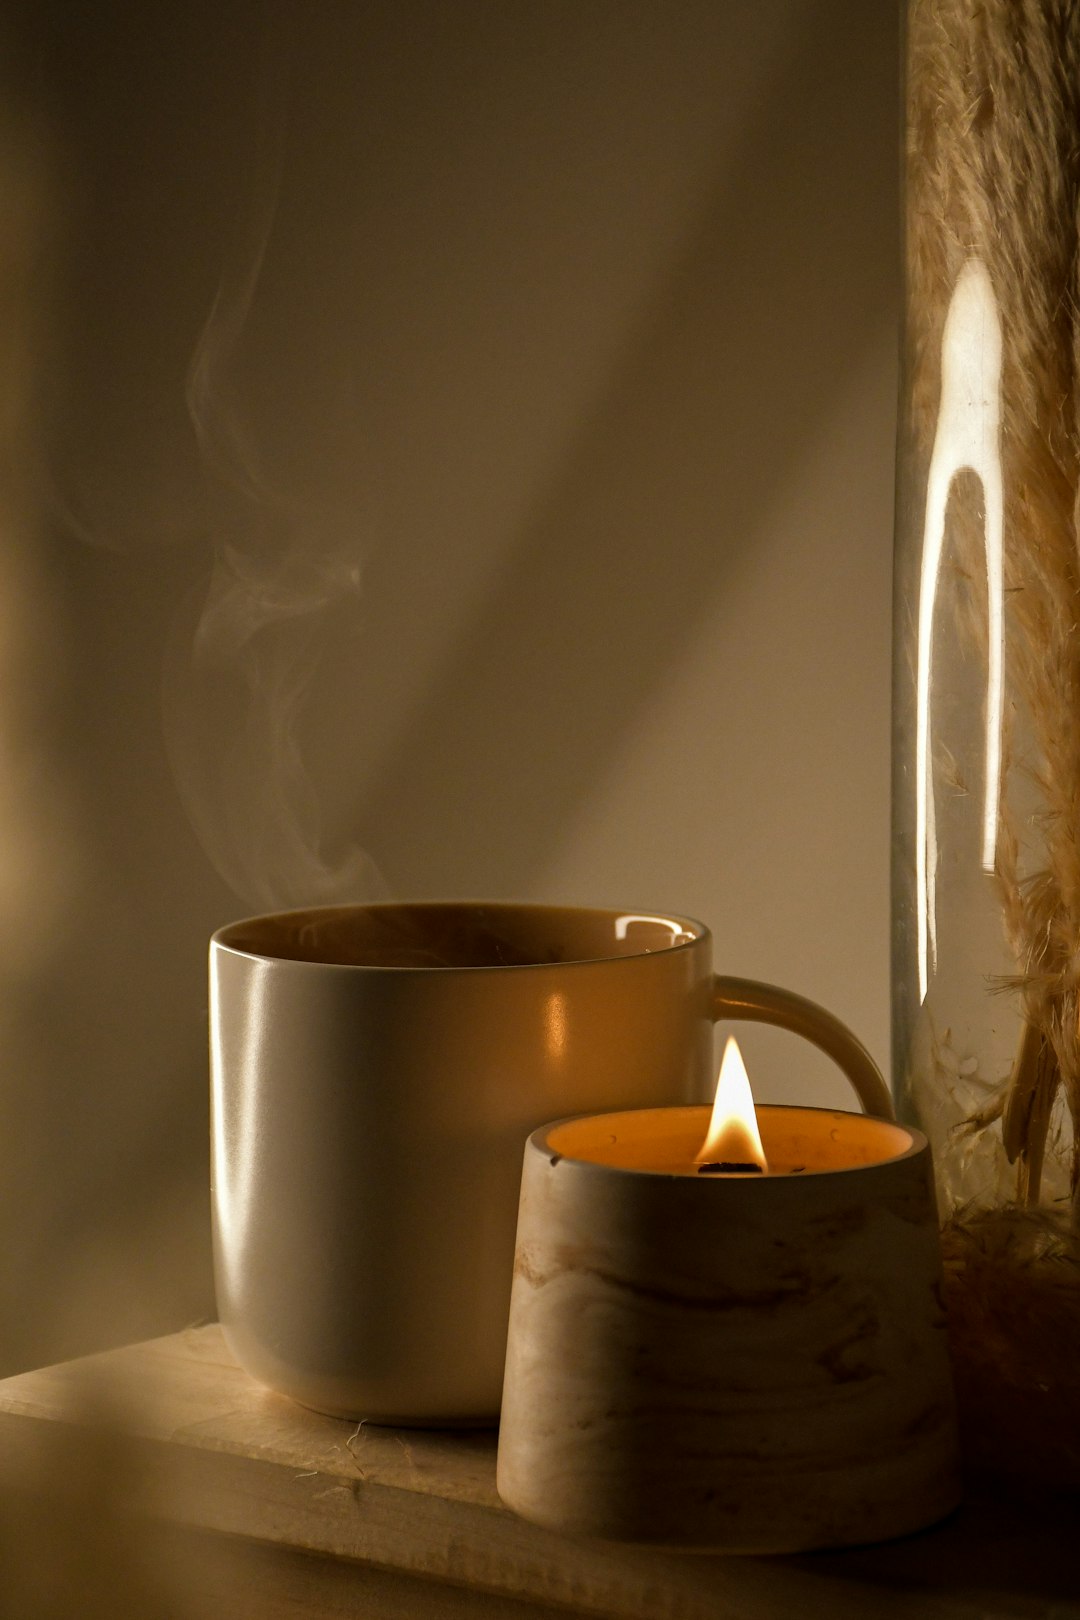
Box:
(893, 0, 1080, 1489)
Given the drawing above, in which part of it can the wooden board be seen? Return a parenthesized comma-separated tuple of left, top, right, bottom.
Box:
(0, 1326, 1075, 1620)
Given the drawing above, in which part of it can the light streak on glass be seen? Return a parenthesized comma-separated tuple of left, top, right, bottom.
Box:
(915, 258, 1003, 1001)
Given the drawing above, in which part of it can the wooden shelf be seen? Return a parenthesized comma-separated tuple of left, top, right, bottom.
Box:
(0, 1326, 1075, 1619)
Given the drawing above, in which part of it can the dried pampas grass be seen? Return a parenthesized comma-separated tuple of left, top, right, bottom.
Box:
(941, 1205, 1080, 1487)
(904, 0, 1080, 1484)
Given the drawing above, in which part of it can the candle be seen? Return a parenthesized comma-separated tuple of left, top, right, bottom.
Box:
(496, 1041, 961, 1554)
(546, 1035, 915, 1179)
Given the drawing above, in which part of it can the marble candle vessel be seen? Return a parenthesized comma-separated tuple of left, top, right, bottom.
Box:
(496, 1104, 960, 1553)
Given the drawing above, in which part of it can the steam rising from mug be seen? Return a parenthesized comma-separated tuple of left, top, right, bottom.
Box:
(162, 24, 386, 910)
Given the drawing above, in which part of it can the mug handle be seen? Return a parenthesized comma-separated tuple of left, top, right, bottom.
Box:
(711, 975, 893, 1121)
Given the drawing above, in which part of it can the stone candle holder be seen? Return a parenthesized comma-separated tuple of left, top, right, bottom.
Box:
(496, 1103, 960, 1553)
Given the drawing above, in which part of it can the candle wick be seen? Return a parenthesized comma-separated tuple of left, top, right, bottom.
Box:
(697, 1161, 763, 1175)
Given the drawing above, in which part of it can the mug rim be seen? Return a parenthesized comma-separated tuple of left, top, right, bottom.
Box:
(210, 899, 709, 973)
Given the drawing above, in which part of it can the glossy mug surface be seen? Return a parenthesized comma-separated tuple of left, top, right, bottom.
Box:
(210, 900, 886, 1423)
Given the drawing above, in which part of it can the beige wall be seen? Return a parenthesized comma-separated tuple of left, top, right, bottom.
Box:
(0, 1, 898, 1373)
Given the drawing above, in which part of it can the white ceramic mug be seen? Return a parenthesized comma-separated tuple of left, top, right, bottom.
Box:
(210, 900, 887, 1422)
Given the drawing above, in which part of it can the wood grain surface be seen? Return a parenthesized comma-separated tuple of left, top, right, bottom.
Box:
(0, 1326, 1075, 1619)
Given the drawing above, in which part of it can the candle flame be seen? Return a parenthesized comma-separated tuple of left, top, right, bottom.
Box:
(696, 1036, 768, 1171)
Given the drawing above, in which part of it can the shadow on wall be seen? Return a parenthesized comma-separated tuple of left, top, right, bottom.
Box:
(0, 1, 257, 1377)
(349, 1, 898, 894)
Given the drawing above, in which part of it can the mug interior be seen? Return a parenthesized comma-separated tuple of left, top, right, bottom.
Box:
(214, 902, 704, 970)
